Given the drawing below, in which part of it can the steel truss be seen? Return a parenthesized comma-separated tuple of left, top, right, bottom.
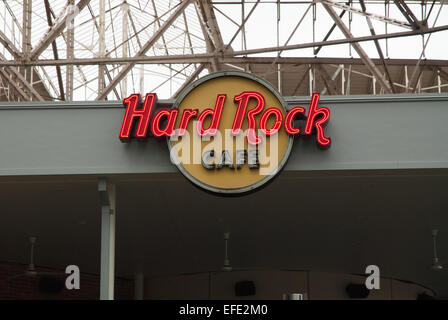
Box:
(0, 0, 447, 102)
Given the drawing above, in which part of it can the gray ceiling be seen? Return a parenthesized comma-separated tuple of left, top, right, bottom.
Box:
(1, 169, 448, 297)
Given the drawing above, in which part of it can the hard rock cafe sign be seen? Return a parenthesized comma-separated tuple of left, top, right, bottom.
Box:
(119, 71, 331, 194)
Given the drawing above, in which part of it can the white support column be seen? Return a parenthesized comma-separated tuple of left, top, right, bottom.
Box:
(308, 65, 313, 95)
(98, 178, 116, 300)
(346, 65, 352, 94)
(373, 76, 376, 95)
(405, 65, 409, 89)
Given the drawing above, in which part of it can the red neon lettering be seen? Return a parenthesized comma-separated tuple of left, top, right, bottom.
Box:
(178, 109, 198, 136)
(120, 91, 332, 148)
(231, 93, 248, 136)
(259, 108, 283, 135)
(304, 93, 331, 147)
(120, 93, 156, 141)
(151, 109, 179, 137)
(196, 94, 226, 136)
(284, 106, 306, 135)
(231, 91, 265, 145)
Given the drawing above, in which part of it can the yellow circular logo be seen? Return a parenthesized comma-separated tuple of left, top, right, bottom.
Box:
(168, 71, 293, 194)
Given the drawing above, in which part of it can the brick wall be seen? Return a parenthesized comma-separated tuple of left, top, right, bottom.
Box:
(0, 261, 134, 300)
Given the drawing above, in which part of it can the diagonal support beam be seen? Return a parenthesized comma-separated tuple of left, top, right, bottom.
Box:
(319, 64, 342, 95)
(172, 64, 205, 98)
(316, 64, 338, 95)
(433, 67, 448, 83)
(0, 28, 53, 100)
(233, 24, 448, 57)
(0, 66, 44, 101)
(0, 68, 29, 100)
(321, 0, 412, 29)
(411, 66, 424, 93)
(314, 1, 351, 55)
(29, 0, 91, 60)
(360, 0, 395, 93)
(195, 0, 225, 52)
(0, 30, 21, 58)
(291, 65, 311, 96)
(0, 53, 44, 101)
(194, 0, 224, 71)
(44, 0, 65, 100)
(320, 1, 393, 93)
(393, 0, 424, 30)
(96, 0, 193, 100)
(224, 0, 259, 52)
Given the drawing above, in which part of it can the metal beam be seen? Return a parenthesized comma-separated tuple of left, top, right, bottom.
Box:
(66, 0, 75, 101)
(172, 64, 205, 98)
(263, 2, 313, 78)
(317, 64, 338, 95)
(231, 24, 448, 57)
(0, 30, 21, 58)
(44, 0, 65, 101)
(0, 75, 9, 101)
(321, 1, 393, 93)
(321, 0, 412, 29)
(0, 66, 44, 101)
(411, 66, 424, 93)
(3, 1, 23, 34)
(433, 67, 448, 82)
(3, 56, 448, 68)
(406, 1, 445, 93)
(183, 11, 195, 55)
(30, 0, 91, 60)
(0, 68, 28, 100)
(393, 0, 424, 30)
(151, 0, 170, 57)
(1, 26, 53, 101)
(22, 0, 32, 100)
(195, 1, 221, 71)
(291, 65, 311, 96)
(98, 0, 106, 95)
(121, 2, 129, 98)
(195, 0, 225, 52)
(359, 0, 395, 93)
(96, 0, 193, 100)
(0, 53, 44, 101)
(22, 0, 32, 57)
(321, 64, 345, 94)
(87, 3, 120, 100)
(224, 0, 260, 51)
(0, 25, 446, 68)
(314, 1, 350, 56)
